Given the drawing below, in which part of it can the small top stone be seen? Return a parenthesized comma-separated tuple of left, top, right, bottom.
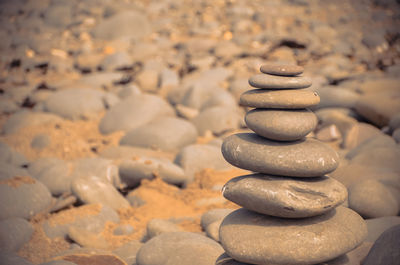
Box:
(249, 74, 312, 89)
(260, 64, 304, 76)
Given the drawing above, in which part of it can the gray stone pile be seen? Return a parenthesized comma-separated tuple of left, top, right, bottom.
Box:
(219, 64, 367, 265)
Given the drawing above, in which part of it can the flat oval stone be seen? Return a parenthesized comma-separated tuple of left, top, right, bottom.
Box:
(71, 175, 130, 210)
(240, 89, 320, 109)
(221, 133, 339, 177)
(136, 232, 224, 265)
(219, 207, 367, 265)
(0, 176, 52, 220)
(120, 116, 198, 152)
(348, 179, 399, 218)
(260, 64, 304, 76)
(245, 109, 317, 141)
(0, 217, 34, 252)
(223, 174, 347, 218)
(249, 74, 312, 89)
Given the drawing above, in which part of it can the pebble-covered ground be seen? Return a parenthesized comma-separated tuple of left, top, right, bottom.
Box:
(0, 0, 399, 264)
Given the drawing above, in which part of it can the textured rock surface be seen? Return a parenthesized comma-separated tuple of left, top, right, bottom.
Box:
(249, 74, 312, 89)
(240, 89, 320, 109)
(223, 174, 347, 218)
(222, 133, 339, 177)
(245, 108, 317, 141)
(260, 64, 304, 76)
(219, 207, 367, 265)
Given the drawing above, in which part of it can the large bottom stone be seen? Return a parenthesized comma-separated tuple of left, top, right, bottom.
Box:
(219, 207, 367, 265)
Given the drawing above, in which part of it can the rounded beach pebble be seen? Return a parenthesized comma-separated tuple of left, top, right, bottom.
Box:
(222, 174, 347, 218)
(0, 176, 52, 220)
(260, 64, 304, 76)
(245, 109, 317, 141)
(219, 207, 367, 265)
(240, 89, 320, 109)
(120, 116, 198, 152)
(0, 217, 34, 252)
(221, 133, 339, 177)
(249, 74, 312, 89)
(136, 232, 224, 265)
(348, 179, 399, 218)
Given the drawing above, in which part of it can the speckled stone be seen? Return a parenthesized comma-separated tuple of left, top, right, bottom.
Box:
(221, 133, 339, 177)
(222, 174, 347, 218)
(245, 109, 317, 141)
(249, 74, 312, 89)
(219, 207, 367, 265)
(260, 64, 304, 76)
(240, 89, 320, 109)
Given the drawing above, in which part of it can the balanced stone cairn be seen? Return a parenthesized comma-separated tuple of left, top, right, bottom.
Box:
(219, 64, 367, 265)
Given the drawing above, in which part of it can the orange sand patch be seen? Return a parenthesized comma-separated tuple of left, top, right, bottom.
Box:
(0, 175, 36, 188)
(18, 169, 241, 264)
(0, 113, 124, 161)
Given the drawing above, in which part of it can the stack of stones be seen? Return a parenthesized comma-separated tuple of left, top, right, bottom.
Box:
(219, 64, 367, 265)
